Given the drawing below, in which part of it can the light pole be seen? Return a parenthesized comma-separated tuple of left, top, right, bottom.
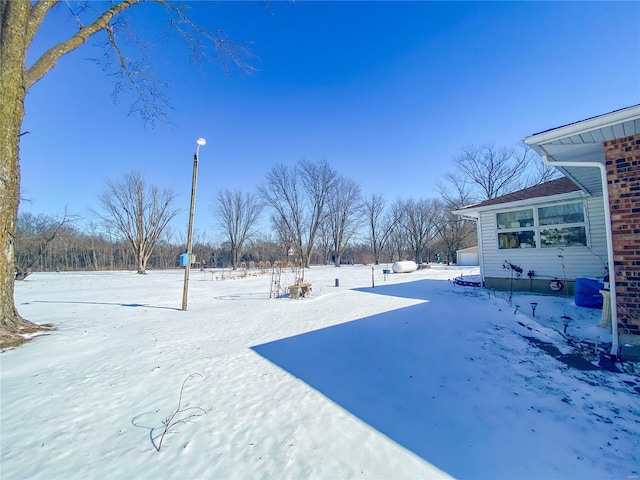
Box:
(182, 137, 206, 311)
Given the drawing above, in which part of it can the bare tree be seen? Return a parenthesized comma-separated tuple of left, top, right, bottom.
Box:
(15, 209, 75, 278)
(452, 143, 531, 201)
(326, 177, 362, 267)
(397, 198, 439, 264)
(363, 193, 400, 265)
(213, 189, 263, 270)
(432, 200, 476, 264)
(259, 160, 337, 268)
(259, 163, 303, 263)
(1, 1, 254, 346)
(517, 143, 562, 186)
(437, 172, 474, 209)
(435, 176, 477, 263)
(95, 171, 180, 274)
(444, 143, 560, 207)
(245, 234, 281, 265)
(299, 160, 338, 267)
(386, 223, 410, 263)
(315, 220, 332, 265)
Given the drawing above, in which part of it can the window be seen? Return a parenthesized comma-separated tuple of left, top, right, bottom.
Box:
(539, 202, 586, 248)
(498, 230, 536, 249)
(539, 203, 584, 226)
(497, 209, 535, 249)
(540, 227, 587, 247)
(497, 209, 534, 229)
(497, 202, 587, 249)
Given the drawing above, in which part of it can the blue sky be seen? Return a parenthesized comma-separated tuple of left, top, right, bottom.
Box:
(20, 1, 640, 241)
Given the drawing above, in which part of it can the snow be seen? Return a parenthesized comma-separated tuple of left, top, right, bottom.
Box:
(2, 265, 639, 479)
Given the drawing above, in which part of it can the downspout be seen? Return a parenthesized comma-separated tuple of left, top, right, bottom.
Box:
(542, 155, 619, 357)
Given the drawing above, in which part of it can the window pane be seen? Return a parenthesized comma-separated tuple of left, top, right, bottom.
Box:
(496, 209, 534, 230)
(540, 227, 587, 247)
(498, 231, 536, 249)
(539, 203, 584, 226)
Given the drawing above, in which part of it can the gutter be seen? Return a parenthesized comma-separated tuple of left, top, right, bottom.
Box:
(527, 105, 640, 145)
(541, 155, 619, 357)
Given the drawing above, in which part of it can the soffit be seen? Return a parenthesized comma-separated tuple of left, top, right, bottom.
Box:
(525, 105, 640, 196)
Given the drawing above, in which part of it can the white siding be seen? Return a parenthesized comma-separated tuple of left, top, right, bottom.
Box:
(479, 194, 608, 281)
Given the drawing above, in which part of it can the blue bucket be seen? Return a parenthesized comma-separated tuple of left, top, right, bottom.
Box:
(574, 277, 604, 309)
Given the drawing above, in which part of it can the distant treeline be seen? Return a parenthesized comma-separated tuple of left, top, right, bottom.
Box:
(14, 211, 464, 274)
(16, 143, 555, 275)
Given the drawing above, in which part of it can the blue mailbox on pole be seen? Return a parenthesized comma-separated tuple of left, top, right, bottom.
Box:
(179, 252, 189, 267)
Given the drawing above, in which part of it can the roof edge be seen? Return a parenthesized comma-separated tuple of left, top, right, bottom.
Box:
(455, 190, 583, 216)
(453, 177, 583, 215)
(524, 104, 640, 146)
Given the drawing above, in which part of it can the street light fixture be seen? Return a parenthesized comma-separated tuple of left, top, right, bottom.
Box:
(182, 137, 206, 311)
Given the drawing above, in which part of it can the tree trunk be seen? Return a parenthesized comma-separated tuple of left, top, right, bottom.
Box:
(137, 245, 146, 274)
(0, 2, 50, 348)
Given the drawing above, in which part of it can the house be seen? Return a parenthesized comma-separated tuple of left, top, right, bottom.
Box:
(454, 176, 607, 294)
(455, 104, 640, 356)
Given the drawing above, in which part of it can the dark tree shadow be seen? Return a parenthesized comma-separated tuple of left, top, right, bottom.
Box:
(22, 300, 181, 311)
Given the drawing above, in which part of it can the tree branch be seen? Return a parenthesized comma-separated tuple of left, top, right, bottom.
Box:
(26, 0, 57, 48)
(25, 0, 143, 90)
(156, 0, 256, 75)
(102, 21, 171, 125)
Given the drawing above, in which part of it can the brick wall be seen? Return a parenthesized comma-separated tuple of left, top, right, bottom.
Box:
(605, 133, 640, 338)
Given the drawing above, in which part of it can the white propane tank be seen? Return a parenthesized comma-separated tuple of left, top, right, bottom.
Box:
(391, 260, 418, 273)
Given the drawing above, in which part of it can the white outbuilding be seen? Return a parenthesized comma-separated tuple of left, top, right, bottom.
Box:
(456, 246, 479, 266)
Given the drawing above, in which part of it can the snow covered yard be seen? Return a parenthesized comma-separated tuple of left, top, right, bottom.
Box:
(2, 265, 639, 479)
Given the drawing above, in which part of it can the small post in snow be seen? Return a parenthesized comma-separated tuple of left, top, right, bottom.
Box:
(371, 266, 375, 289)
